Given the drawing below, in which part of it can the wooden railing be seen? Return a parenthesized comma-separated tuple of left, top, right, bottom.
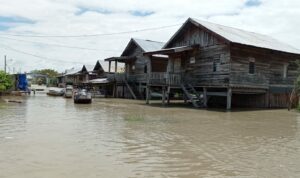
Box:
(149, 72, 181, 86)
(107, 73, 126, 83)
(108, 72, 182, 86)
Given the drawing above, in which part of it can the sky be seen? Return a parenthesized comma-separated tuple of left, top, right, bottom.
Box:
(0, 0, 299, 73)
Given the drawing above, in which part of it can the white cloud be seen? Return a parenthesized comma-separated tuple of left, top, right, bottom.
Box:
(0, 0, 299, 73)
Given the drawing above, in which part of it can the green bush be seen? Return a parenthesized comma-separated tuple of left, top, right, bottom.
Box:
(0, 71, 12, 92)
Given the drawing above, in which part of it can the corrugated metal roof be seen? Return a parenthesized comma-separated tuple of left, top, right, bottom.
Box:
(64, 67, 82, 76)
(133, 38, 165, 52)
(190, 18, 300, 54)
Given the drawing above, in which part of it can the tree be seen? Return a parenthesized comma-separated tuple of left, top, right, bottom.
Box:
(31, 69, 59, 78)
(0, 71, 12, 92)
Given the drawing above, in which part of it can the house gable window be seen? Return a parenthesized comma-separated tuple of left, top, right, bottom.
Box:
(249, 58, 255, 74)
(190, 57, 196, 64)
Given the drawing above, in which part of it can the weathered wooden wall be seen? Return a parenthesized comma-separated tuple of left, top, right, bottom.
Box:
(230, 44, 298, 89)
(166, 22, 225, 48)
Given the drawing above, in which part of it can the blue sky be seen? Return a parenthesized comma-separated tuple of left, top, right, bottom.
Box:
(0, 0, 299, 72)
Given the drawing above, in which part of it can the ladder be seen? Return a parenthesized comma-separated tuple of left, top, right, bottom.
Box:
(181, 84, 203, 108)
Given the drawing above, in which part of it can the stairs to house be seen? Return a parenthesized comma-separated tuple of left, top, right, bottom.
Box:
(124, 80, 144, 100)
(181, 84, 203, 108)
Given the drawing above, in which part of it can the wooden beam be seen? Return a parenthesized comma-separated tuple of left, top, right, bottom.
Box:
(167, 86, 171, 105)
(146, 86, 150, 104)
(227, 88, 232, 110)
(108, 61, 111, 73)
(203, 87, 207, 108)
(115, 60, 117, 73)
(162, 86, 166, 106)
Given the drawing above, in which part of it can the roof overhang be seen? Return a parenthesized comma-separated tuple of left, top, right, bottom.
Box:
(104, 56, 136, 63)
(143, 44, 199, 56)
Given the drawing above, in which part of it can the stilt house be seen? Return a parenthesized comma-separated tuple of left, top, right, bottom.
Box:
(105, 38, 167, 99)
(144, 18, 300, 109)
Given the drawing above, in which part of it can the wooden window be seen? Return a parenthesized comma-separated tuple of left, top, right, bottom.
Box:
(190, 57, 196, 64)
(144, 65, 147, 73)
(283, 64, 288, 78)
(249, 58, 255, 74)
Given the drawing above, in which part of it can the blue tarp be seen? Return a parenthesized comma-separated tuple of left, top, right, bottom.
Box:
(17, 74, 28, 91)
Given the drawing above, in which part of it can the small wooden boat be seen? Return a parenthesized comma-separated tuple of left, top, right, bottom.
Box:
(74, 89, 92, 104)
(64, 85, 73, 98)
(47, 88, 64, 96)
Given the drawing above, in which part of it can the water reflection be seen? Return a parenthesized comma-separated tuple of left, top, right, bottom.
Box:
(0, 95, 299, 178)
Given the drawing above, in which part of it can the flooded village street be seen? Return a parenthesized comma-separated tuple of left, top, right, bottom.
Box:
(0, 94, 300, 178)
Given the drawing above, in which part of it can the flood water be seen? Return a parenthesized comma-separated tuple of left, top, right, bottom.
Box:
(0, 94, 300, 178)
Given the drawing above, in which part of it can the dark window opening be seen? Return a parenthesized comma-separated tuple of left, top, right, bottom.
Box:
(249, 62, 255, 74)
(144, 65, 147, 73)
(213, 62, 217, 72)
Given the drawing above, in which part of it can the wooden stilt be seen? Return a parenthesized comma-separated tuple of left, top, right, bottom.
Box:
(108, 61, 111, 73)
(113, 83, 116, 98)
(167, 86, 171, 105)
(122, 85, 125, 98)
(146, 86, 150, 104)
(162, 86, 166, 106)
(227, 88, 232, 110)
(203, 87, 207, 108)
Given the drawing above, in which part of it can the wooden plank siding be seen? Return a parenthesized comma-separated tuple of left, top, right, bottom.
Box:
(230, 43, 299, 89)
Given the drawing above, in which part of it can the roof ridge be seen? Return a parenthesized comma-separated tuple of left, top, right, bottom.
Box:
(132, 38, 165, 44)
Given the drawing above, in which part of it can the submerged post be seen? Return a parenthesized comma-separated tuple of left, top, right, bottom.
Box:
(162, 86, 166, 106)
(203, 87, 207, 108)
(227, 88, 232, 110)
(167, 86, 171, 105)
(146, 86, 150, 104)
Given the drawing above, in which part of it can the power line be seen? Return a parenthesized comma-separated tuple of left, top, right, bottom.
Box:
(0, 44, 87, 65)
(0, 36, 120, 52)
(0, 24, 182, 38)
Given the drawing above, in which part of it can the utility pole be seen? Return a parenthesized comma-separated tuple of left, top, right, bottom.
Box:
(4, 55, 7, 73)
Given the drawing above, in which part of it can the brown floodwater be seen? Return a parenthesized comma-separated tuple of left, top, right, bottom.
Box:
(0, 94, 300, 178)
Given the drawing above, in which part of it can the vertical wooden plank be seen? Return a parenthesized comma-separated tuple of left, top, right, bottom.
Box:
(227, 88, 232, 110)
(265, 92, 270, 108)
(162, 86, 166, 106)
(167, 86, 171, 105)
(115, 61, 118, 73)
(122, 85, 125, 98)
(146, 86, 150, 104)
(203, 87, 207, 108)
(108, 61, 111, 73)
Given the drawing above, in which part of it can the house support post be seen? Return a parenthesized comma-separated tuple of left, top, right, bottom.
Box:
(203, 87, 207, 108)
(162, 86, 166, 106)
(115, 61, 118, 73)
(167, 86, 171, 105)
(227, 87, 232, 110)
(146, 85, 150, 104)
(265, 91, 270, 108)
(108, 61, 111, 73)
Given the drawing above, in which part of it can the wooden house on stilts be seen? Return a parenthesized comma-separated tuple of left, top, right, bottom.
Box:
(105, 38, 167, 99)
(144, 18, 300, 109)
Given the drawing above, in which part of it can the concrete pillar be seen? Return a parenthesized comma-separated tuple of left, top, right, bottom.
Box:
(227, 88, 232, 110)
